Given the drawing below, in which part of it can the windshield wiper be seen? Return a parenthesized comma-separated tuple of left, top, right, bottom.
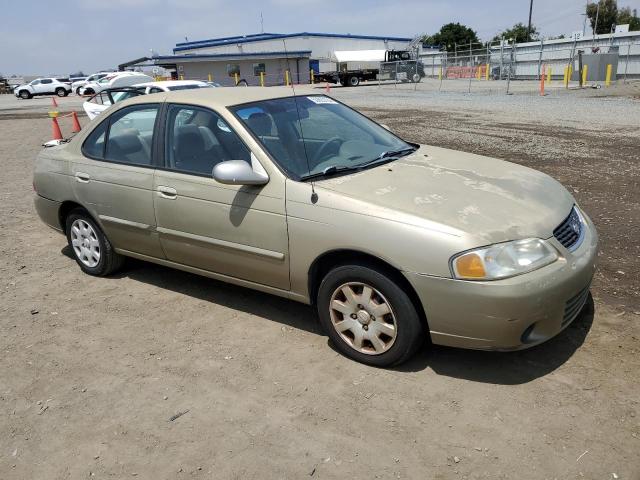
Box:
(373, 147, 417, 162)
(301, 165, 360, 181)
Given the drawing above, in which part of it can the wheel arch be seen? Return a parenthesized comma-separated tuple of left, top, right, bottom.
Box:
(307, 249, 430, 333)
(58, 200, 94, 231)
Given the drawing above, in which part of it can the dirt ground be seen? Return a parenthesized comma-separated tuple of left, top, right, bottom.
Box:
(1, 86, 639, 479)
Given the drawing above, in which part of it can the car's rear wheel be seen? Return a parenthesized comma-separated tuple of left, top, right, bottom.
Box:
(317, 264, 424, 367)
(83, 88, 94, 95)
(55, 88, 66, 97)
(65, 209, 124, 276)
(76, 87, 83, 95)
(411, 73, 421, 83)
(19, 90, 31, 99)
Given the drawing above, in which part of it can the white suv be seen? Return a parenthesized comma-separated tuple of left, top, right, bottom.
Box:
(14, 78, 71, 99)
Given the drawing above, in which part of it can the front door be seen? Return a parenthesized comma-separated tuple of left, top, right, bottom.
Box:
(70, 103, 164, 258)
(153, 103, 289, 290)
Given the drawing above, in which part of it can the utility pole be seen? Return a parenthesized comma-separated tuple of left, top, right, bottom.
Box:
(527, 0, 534, 42)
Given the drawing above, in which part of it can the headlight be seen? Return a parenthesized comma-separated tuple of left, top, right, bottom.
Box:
(451, 238, 558, 280)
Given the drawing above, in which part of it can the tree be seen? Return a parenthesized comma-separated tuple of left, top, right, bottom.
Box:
(586, 0, 618, 34)
(492, 22, 539, 43)
(617, 6, 640, 31)
(422, 23, 480, 52)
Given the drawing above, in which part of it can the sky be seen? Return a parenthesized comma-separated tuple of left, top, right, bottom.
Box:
(1, 0, 638, 75)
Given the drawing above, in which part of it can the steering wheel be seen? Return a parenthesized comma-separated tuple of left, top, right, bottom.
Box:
(312, 136, 343, 164)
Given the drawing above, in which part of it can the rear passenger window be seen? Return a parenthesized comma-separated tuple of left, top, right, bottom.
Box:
(82, 120, 108, 159)
(81, 104, 158, 166)
(165, 104, 250, 176)
(104, 105, 158, 166)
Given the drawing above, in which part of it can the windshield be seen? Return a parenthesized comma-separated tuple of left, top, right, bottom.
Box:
(231, 95, 412, 180)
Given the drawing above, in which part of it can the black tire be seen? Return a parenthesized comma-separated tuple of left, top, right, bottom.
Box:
(348, 76, 360, 87)
(236, 79, 248, 87)
(55, 88, 66, 97)
(317, 264, 425, 367)
(76, 87, 82, 95)
(19, 90, 31, 99)
(65, 209, 124, 277)
(83, 88, 94, 95)
(411, 73, 421, 83)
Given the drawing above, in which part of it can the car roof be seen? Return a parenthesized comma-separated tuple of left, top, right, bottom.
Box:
(123, 86, 309, 109)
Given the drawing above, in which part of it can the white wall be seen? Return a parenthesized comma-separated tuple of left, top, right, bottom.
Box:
(178, 58, 311, 86)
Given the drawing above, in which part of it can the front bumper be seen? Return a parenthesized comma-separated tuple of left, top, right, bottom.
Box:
(406, 212, 598, 350)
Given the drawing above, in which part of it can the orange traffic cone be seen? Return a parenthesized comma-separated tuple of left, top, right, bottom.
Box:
(51, 97, 58, 108)
(325, 82, 330, 93)
(71, 111, 82, 133)
(51, 117, 63, 140)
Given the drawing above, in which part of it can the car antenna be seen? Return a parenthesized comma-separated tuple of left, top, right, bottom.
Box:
(282, 38, 318, 204)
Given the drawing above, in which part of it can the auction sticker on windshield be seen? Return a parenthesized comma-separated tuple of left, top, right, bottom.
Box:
(307, 96, 337, 104)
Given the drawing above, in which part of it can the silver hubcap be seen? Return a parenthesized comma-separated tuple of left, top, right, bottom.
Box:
(70, 219, 100, 268)
(329, 282, 397, 355)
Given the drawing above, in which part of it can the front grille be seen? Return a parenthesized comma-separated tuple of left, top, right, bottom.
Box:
(562, 285, 590, 327)
(553, 207, 583, 250)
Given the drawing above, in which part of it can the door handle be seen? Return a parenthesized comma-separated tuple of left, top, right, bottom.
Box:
(157, 185, 177, 199)
(75, 172, 90, 183)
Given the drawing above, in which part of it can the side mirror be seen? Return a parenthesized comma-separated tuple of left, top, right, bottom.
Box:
(213, 160, 269, 186)
(380, 123, 391, 131)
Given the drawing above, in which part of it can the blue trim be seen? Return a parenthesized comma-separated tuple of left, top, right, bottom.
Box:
(155, 50, 312, 62)
(173, 32, 412, 53)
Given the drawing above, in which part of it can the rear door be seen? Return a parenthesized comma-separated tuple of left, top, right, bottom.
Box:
(70, 103, 164, 258)
(39, 79, 54, 94)
(153, 103, 290, 289)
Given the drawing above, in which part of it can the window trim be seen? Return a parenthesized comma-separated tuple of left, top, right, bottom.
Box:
(159, 102, 253, 179)
(80, 102, 162, 169)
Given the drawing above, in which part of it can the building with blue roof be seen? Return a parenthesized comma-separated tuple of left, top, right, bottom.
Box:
(140, 32, 412, 86)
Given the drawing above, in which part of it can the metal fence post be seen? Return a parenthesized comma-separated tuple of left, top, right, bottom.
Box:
(499, 36, 504, 79)
(538, 39, 544, 79)
(624, 41, 632, 83)
(506, 38, 514, 94)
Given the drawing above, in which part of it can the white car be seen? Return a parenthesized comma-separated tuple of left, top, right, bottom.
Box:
(72, 72, 113, 95)
(14, 78, 72, 99)
(80, 72, 153, 96)
(82, 80, 212, 119)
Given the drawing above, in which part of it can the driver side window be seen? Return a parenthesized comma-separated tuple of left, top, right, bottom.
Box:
(165, 104, 250, 177)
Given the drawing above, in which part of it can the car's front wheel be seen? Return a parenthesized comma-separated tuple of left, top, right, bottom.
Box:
(76, 87, 83, 95)
(317, 264, 425, 367)
(19, 90, 31, 99)
(65, 209, 124, 276)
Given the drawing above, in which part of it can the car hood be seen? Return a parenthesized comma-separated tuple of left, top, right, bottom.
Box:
(315, 145, 575, 244)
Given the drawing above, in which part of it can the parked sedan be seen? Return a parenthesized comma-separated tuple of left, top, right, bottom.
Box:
(82, 80, 212, 119)
(33, 89, 597, 366)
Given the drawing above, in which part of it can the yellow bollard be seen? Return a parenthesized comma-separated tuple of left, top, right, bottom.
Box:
(581, 65, 588, 85)
(605, 64, 612, 86)
(485, 64, 490, 81)
(285, 70, 290, 86)
(476, 66, 481, 80)
(260, 71, 265, 87)
(547, 67, 552, 84)
(310, 69, 314, 84)
(208, 73, 212, 82)
(179, 75, 184, 81)
(234, 73, 239, 85)
(563, 66, 568, 87)
(438, 67, 442, 80)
